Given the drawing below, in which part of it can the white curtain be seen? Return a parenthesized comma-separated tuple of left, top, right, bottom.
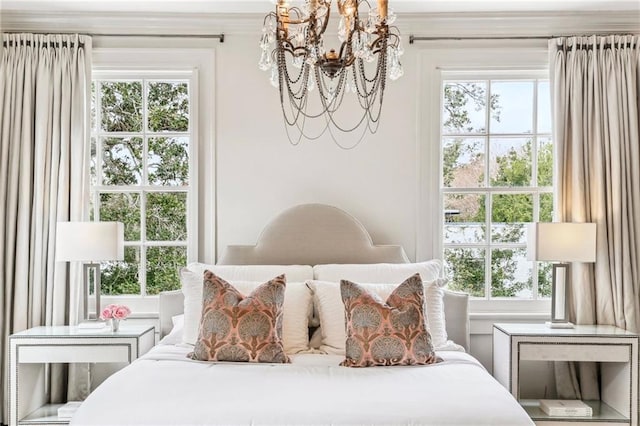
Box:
(549, 35, 640, 398)
(0, 33, 91, 424)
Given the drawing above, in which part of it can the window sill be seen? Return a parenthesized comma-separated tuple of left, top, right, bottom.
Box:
(469, 312, 550, 334)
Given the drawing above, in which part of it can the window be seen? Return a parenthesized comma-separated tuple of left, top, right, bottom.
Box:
(440, 72, 553, 301)
(90, 72, 196, 297)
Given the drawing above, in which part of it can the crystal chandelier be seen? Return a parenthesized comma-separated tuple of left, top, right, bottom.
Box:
(259, 0, 404, 146)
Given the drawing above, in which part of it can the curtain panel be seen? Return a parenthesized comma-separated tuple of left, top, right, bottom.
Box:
(549, 34, 640, 398)
(0, 33, 92, 424)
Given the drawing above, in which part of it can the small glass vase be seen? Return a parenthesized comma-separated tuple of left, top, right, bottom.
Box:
(110, 318, 120, 332)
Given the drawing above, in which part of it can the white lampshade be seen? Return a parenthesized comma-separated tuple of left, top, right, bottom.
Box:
(56, 222, 124, 262)
(527, 222, 596, 263)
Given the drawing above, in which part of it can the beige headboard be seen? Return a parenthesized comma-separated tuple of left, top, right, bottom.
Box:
(217, 203, 409, 265)
(160, 203, 470, 351)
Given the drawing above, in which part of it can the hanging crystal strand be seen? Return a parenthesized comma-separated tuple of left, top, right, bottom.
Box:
(338, 16, 347, 42)
(306, 46, 318, 65)
(307, 74, 315, 91)
(259, 49, 272, 71)
(292, 56, 304, 69)
(386, 8, 397, 25)
(396, 36, 405, 57)
(388, 47, 404, 81)
(366, 8, 378, 33)
(270, 63, 279, 88)
(353, 31, 367, 58)
(344, 68, 353, 93)
(259, 31, 270, 49)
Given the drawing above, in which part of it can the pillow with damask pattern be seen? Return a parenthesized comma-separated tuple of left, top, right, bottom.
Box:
(188, 271, 290, 364)
(340, 273, 440, 367)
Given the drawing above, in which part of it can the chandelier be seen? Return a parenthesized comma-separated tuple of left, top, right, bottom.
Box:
(259, 0, 404, 147)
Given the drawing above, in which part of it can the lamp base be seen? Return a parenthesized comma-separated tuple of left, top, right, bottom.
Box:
(546, 321, 575, 329)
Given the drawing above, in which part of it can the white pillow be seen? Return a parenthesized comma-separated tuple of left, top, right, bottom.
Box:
(309, 277, 461, 354)
(159, 314, 184, 346)
(181, 263, 314, 353)
(313, 260, 446, 283)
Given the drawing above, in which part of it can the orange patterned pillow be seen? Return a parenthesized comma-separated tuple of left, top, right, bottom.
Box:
(188, 271, 290, 363)
(340, 273, 440, 367)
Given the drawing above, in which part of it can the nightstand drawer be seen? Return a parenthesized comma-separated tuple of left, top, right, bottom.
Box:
(520, 343, 630, 362)
(18, 344, 131, 363)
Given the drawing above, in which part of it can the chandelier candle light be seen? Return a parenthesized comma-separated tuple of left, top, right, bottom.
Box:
(259, 0, 404, 146)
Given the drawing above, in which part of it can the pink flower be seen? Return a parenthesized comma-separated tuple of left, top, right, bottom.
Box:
(99, 304, 131, 320)
(113, 306, 129, 319)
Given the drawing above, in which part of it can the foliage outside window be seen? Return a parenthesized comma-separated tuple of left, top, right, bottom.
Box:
(442, 75, 553, 299)
(91, 77, 192, 296)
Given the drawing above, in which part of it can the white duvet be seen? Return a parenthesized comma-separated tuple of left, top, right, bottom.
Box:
(71, 344, 532, 426)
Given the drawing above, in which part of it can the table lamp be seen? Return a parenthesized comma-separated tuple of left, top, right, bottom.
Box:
(56, 222, 124, 321)
(527, 222, 596, 328)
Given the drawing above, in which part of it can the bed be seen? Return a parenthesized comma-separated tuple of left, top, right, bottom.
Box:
(71, 204, 533, 426)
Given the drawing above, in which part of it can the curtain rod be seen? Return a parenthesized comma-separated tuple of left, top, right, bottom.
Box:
(3, 31, 225, 42)
(409, 35, 553, 43)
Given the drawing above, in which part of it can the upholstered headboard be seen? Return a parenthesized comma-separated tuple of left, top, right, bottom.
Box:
(218, 204, 409, 264)
(159, 203, 470, 351)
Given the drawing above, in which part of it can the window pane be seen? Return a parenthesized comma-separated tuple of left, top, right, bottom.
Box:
(146, 246, 187, 295)
(491, 248, 531, 298)
(91, 82, 97, 132)
(442, 137, 485, 187)
(489, 138, 532, 187)
(101, 81, 143, 132)
(146, 192, 187, 241)
(148, 82, 189, 132)
(445, 248, 485, 297)
(491, 194, 533, 243)
(490, 81, 533, 134)
(537, 261, 553, 298)
(148, 137, 189, 186)
(444, 194, 485, 243)
(99, 192, 141, 240)
(90, 137, 97, 187)
(540, 193, 554, 222)
(442, 82, 487, 134)
(100, 246, 141, 295)
(537, 81, 551, 134)
(537, 137, 553, 186)
(102, 137, 143, 185)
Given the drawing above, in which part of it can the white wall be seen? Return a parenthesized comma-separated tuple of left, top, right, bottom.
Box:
(214, 34, 421, 263)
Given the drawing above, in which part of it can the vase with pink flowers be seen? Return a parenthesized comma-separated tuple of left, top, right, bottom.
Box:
(100, 304, 131, 332)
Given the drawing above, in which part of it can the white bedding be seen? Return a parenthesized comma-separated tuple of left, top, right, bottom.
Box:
(71, 344, 532, 426)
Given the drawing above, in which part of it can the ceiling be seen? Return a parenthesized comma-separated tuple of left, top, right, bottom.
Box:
(1, 0, 639, 14)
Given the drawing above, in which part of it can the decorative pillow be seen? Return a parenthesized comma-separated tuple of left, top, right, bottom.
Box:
(340, 274, 439, 367)
(181, 262, 313, 351)
(188, 271, 290, 363)
(309, 277, 458, 354)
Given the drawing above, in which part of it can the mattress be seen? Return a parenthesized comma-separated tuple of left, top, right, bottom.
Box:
(71, 344, 533, 426)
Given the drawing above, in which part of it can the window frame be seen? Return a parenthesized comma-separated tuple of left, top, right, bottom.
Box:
(416, 44, 552, 315)
(89, 48, 215, 314)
